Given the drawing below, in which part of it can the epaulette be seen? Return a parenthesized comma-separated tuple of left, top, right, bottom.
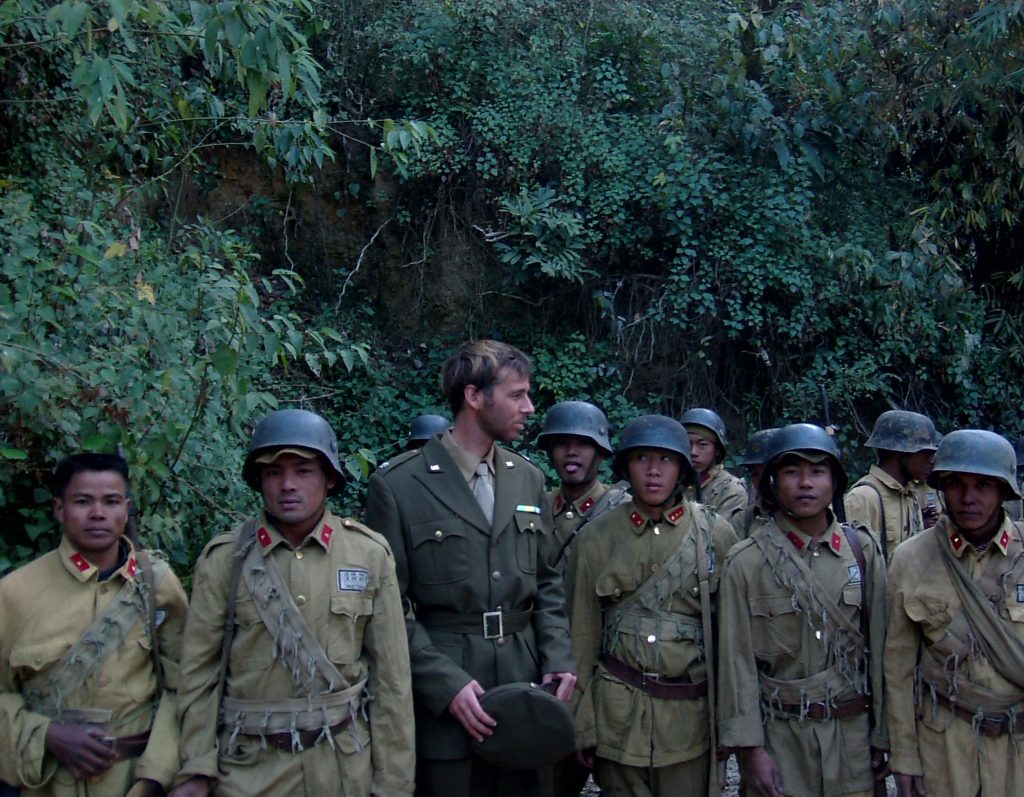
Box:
(723, 536, 758, 562)
(341, 517, 393, 556)
(200, 528, 244, 559)
(375, 447, 421, 474)
(843, 521, 883, 556)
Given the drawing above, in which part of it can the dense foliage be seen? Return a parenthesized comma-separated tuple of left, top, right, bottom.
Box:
(2, 0, 1023, 574)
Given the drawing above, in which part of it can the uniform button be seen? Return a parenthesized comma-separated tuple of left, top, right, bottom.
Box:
(812, 550, 820, 558)
(646, 634, 657, 644)
(295, 595, 307, 606)
(434, 530, 443, 539)
(492, 570, 501, 581)
(295, 551, 304, 560)
(650, 564, 660, 573)
(613, 589, 621, 597)
(528, 522, 536, 529)
(654, 526, 661, 536)
(692, 586, 699, 595)
(496, 637, 507, 647)
(565, 511, 574, 520)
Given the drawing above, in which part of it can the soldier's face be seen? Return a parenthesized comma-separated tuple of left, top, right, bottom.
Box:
(260, 454, 335, 539)
(549, 435, 603, 488)
(904, 449, 935, 483)
(746, 463, 765, 495)
(53, 470, 130, 570)
(626, 448, 681, 514)
(941, 472, 1004, 538)
(773, 458, 833, 520)
(688, 433, 717, 474)
(471, 369, 534, 443)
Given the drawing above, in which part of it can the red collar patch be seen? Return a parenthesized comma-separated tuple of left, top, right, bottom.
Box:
(320, 525, 334, 546)
(667, 505, 686, 523)
(554, 494, 565, 513)
(126, 557, 137, 577)
(579, 496, 595, 514)
(257, 527, 272, 548)
(70, 552, 91, 572)
(830, 532, 843, 552)
(630, 511, 645, 529)
(786, 531, 806, 550)
(950, 532, 964, 553)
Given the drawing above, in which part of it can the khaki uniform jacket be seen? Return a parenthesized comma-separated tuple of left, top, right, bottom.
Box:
(686, 464, 746, 532)
(0, 537, 187, 796)
(885, 515, 1024, 796)
(176, 510, 414, 797)
(364, 436, 574, 761)
(545, 480, 609, 618)
(570, 500, 737, 768)
(718, 513, 887, 797)
(844, 465, 925, 563)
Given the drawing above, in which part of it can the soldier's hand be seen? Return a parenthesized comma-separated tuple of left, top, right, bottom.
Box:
(542, 671, 577, 702)
(167, 777, 212, 797)
(742, 746, 784, 797)
(575, 747, 595, 768)
(870, 747, 890, 781)
(126, 779, 165, 797)
(448, 680, 496, 742)
(894, 772, 925, 797)
(44, 723, 116, 779)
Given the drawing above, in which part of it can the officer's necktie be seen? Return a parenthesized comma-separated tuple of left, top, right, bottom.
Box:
(474, 461, 495, 526)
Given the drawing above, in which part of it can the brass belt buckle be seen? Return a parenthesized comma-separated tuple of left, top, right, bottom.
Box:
(642, 672, 661, 691)
(483, 610, 504, 639)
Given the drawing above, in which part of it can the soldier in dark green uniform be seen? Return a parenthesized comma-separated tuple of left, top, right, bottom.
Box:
(681, 408, 747, 532)
(364, 340, 576, 797)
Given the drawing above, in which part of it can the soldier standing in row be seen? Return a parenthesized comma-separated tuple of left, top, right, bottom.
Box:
(571, 415, 737, 796)
(172, 409, 414, 797)
(0, 453, 188, 797)
(718, 424, 887, 797)
(844, 410, 939, 563)
(681, 408, 747, 532)
(364, 340, 576, 797)
(735, 427, 778, 539)
(886, 430, 1024, 797)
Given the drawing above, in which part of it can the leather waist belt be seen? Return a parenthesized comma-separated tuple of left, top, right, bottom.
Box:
(600, 655, 708, 700)
(932, 692, 1024, 738)
(420, 607, 532, 639)
(109, 730, 151, 760)
(246, 717, 352, 752)
(772, 694, 868, 721)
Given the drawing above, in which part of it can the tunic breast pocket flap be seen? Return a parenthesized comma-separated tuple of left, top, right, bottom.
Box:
(903, 594, 952, 630)
(595, 574, 639, 601)
(409, 520, 471, 585)
(10, 637, 73, 675)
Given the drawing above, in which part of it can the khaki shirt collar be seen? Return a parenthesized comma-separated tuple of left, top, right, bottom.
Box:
(254, 508, 336, 556)
(701, 462, 723, 486)
(627, 498, 688, 534)
(867, 464, 914, 495)
(440, 429, 496, 483)
(59, 535, 138, 582)
(553, 480, 606, 516)
(776, 511, 844, 555)
(945, 513, 1015, 558)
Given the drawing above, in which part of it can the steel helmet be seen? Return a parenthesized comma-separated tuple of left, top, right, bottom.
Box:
(611, 414, 695, 485)
(680, 407, 728, 451)
(927, 429, 1021, 498)
(741, 428, 779, 467)
(242, 409, 344, 493)
(759, 423, 848, 502)
(865, 410, 939, 453)
(408, 414, 450, 447)
(536, 401, 612, 455)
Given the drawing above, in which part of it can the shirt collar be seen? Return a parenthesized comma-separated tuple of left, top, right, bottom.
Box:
(776, 511, 844, 554)
(254, 509, 336, 555)
(553, 481, 606, 516)
(700, 463, 722, 485)
(945, 514, 1014, 558)
(867, 464, 912, 494)
(59, 536, 138, 583)
(440, 429, 496, 483)
(627, 499, 688, 533)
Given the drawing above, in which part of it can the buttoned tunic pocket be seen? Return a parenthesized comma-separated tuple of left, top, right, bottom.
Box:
(514, 511, 542, 574)
(751, 595, 801, 660)
(409, 520, 470, 585)
(328, 593, 373, 664)
(9, 637, 72, 680)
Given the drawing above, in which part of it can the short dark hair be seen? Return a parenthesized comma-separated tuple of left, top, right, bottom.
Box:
(441, 340, 532, 415)
(53, 453, 130, 498)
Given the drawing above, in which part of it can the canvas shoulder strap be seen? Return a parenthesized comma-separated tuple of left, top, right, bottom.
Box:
(852, 481, 888, 561)
(692, 504, 719, 796)
(216, 519, 260, 702)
